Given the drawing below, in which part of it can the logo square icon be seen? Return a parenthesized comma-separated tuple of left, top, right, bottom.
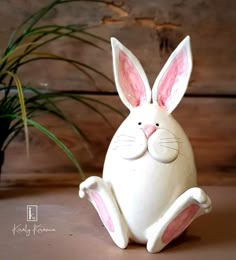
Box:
(27, 205, 38, 222)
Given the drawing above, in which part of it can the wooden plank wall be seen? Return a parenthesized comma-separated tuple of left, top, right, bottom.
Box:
(0, 0, 235, 185)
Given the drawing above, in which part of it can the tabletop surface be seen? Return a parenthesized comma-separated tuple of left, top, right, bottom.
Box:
(0, 186, 235, 260)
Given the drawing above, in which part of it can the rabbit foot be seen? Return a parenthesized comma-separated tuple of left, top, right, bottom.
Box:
(79, 176, 129, 249)
(190, 187, 212, 214)
(146, 187, 212, 253)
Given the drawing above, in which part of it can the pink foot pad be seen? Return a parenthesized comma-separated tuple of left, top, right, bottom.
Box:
(161, 204, 199, 244)
(90, 191, 115, 233)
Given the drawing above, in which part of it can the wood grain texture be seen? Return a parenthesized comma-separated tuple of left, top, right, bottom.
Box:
(0, 0, 236, 94)
(1, 95, 235, 186)
(0, 1, 236, 186)
(1, 171, 236, 187)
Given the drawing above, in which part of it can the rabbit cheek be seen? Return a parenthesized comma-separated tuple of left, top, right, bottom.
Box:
(115, 129, 147, 160)
(148, 129, 179, 163)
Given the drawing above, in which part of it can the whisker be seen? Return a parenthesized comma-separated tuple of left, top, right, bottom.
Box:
(160, 145, 185, 156)
(159, 145, 186, 157)
(160, 145, 179, 151)
(160, 137, 181, 140)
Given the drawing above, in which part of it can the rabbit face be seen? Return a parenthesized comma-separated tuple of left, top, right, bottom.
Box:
(110, 103, 182, 163)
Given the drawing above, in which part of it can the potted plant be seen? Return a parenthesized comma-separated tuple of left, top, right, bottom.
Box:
(0, 0, 119, 178)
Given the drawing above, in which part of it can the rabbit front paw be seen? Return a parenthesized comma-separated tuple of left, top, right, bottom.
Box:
(79, 176, 103, 198)
(189, 187, 212, 213)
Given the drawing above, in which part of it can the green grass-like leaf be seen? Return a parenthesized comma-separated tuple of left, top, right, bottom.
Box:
(4, 71, 30, 158)
(0, 0, 119, 177)
(0, 114, 85, 179)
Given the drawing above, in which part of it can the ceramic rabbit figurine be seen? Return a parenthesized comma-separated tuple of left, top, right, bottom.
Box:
(79, 36, 212, 253)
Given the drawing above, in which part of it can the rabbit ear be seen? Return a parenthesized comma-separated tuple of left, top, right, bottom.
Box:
(111, 38, 151, 110)
(152, 36, 192, 114)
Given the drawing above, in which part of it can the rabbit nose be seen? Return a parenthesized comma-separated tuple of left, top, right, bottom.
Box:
(143, 124, 157, 138)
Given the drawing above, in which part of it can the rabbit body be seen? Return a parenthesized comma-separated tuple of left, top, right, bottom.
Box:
(79, 36, 212, 252)
(103, 103, 196, 243)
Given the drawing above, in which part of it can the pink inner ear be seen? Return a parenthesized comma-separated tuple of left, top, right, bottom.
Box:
(157, 48, 188, 110)
(118, 50, 146, 107)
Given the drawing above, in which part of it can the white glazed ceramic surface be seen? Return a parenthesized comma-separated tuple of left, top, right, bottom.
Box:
(79, 36, 212, 253)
